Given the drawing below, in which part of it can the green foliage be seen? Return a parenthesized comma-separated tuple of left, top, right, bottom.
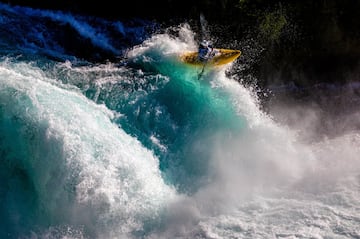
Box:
(238, 0, 248, 8)
(259, 9, 287, 43)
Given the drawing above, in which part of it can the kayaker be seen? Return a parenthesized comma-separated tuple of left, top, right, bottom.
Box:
(198, 40, 214, 61)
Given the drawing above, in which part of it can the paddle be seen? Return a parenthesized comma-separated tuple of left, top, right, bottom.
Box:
(197, 61, 207, 80)
(197, 47, 214, 80)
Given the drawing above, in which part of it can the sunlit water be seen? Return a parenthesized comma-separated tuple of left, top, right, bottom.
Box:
(0, 3, 360, 239)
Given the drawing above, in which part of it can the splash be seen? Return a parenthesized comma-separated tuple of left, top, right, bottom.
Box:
(0, 59, 177, 238)
(118, 25, 360, 239)
(1, 6, 360, 237)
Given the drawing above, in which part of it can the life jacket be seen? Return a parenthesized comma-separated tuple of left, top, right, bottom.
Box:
(198, 45, 213, 61)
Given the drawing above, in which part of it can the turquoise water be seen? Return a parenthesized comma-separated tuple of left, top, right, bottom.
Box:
(0, 17, 248, 237)
(1, 3, 360, 239)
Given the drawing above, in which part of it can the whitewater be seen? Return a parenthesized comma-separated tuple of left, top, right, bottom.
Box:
(0, 3, 360, 239)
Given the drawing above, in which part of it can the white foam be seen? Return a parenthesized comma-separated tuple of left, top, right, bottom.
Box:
(0, 60, 178, 237)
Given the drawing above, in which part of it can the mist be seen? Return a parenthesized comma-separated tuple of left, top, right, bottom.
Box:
(145, 70, 360, 238)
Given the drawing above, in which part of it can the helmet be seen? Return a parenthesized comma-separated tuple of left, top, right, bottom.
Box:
(200, 40, 208, 48)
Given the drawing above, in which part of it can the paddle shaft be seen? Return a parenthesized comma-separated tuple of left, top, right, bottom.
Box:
(197, 48, 214, 80)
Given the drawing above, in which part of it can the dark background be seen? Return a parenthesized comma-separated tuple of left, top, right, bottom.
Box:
(2, 0, 360, 88)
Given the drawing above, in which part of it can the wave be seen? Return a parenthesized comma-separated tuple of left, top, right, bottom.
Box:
(0, 4, 360, 238)
(0, 59, 177, 238)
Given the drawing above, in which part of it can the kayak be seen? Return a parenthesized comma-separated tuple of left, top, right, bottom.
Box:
(180, 48, 241, 67)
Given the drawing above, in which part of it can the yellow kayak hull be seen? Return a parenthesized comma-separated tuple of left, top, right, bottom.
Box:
(180, 48, 241, 67)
